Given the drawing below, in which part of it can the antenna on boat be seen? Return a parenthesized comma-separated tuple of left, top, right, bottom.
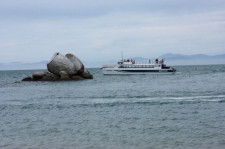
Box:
(121, 51, 123, 61)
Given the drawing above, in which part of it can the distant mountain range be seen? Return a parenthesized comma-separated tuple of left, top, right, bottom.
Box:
(0, 61, 48, 70)
(0, 53, 225, 70)
(158, 53, 225, 66)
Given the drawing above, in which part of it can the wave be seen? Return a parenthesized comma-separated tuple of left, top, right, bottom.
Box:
(1, 95, 224, 111)
(89, 95, 225, 104)
(1, 95, 223, 110)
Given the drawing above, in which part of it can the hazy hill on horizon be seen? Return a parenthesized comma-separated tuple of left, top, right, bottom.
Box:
(0, 53, 225, 70)
(158, 53, 225, 66)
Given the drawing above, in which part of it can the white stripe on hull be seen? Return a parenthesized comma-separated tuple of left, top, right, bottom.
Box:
(102, 69, 175, 75)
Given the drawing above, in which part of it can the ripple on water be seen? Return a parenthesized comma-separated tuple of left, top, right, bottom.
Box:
(0, 66, 225, 148)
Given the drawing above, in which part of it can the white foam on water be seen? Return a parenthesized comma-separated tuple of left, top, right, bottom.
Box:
(90, 95, 225, 104)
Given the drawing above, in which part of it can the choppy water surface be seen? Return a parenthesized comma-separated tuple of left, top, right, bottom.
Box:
(1, 65, 225, 148)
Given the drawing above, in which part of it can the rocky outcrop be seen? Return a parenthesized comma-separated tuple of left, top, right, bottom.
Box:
(22, 52, 93, 81)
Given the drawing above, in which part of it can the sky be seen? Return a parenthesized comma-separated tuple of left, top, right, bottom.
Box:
(0, 0, 225, 63)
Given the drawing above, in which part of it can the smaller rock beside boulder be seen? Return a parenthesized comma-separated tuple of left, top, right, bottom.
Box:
(60, 71, 70, 80)
(80, 69, 93, 79)
(71, 75, 85, 80)
(23, 71, 59, 81)
(32, 71, 48, 80)
(42, 72, 59, 81)
(22, 77, 33, 81)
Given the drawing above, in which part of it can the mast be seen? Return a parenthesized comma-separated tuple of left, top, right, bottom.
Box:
(121, 51, 123, 61)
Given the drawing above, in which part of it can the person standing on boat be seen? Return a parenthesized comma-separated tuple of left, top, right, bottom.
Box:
(155, 59, 158, 64)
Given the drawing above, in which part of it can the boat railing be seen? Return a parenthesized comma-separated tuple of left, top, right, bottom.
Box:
(122, 59, 165, 65)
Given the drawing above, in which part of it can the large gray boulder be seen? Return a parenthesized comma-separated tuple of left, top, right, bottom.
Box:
(65, 53, 93, 79)
(65, 53, 84, 74)
(47, 53, 77, 76)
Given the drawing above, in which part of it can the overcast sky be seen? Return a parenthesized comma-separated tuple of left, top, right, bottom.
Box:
(1, 0, 225, 63)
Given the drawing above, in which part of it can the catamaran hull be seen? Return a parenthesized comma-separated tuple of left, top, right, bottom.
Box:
(102, 69, 176, 75)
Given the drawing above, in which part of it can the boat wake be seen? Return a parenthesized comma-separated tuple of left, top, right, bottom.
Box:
(89, 95, 225, 105)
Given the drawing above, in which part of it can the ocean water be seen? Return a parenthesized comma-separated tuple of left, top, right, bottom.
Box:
(1, 65, 225, 149)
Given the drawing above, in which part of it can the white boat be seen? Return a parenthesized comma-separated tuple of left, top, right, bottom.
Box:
(102, 58, 176, 75)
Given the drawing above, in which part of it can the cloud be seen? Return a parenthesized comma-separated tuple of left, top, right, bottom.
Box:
(0, 0, 225, 63)
(1, 0, 225, 20)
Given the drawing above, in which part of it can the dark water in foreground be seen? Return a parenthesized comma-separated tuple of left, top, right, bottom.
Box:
(1, 65, 225, 149)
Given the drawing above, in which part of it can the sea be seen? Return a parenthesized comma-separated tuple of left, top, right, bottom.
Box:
(1, 65, 225, 149)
